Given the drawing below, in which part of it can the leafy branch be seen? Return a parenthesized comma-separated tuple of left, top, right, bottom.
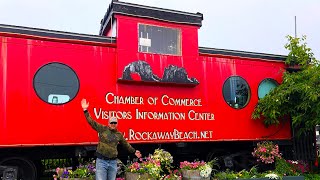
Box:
(252, 35, 319, 134)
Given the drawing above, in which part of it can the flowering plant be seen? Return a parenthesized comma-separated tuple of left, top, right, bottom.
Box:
(286, 160, 309, 174)
(115, 178, 125, 180)
(151, 149, 173, 167)
(180, 160, 212, 178)
(162, 170, 182, 180)
(126, 148, 175, 179)
(213, 166, 283, 180)
(70, 162, 95, 178)
(53, 159, 95, 179)
(127, 161, 147, 174)
(151, 148, 173, 174)
(126, 157, 162, 179)
(179, 160, 206, 170)
(199, 163, 213, 178)
(53, 167, 71, 179)
(264, 173, 279, 179)
(276, 159, 309, 176)
(252, 141, 282, 164)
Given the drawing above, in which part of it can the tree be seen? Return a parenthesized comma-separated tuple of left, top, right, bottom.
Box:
(252, 35, 319, 134)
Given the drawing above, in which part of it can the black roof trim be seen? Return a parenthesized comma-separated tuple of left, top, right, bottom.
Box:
(0, 24, 115, 44)
(100, 0, 203, 35)
(199, 47, 287, 61)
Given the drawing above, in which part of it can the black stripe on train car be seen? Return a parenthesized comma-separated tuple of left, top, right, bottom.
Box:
(0, 24, 115, 44)
(199, 47, 287, 61)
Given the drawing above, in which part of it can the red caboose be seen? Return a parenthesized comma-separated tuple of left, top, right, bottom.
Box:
(0, 1, 314, 179)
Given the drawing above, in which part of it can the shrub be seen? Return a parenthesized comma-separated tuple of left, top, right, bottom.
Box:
(252, 141, 282, 164)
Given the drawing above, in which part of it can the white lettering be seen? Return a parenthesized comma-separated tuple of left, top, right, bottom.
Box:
(105, 92, 144, 105)
(93, 108, 102, 119)
(161, 95, 202, 107)
(93, 108, 132, 120)
(126, 129, 213, 141)
(135, 109, 185, 120)
(147, 97, 158, 105)
(188, 110, 215, 120)
(129, 129, 135, 140)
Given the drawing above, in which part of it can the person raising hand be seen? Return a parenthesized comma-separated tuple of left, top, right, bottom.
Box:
(81, 98, 141, 180)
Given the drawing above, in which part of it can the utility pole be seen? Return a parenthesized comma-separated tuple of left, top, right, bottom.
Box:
(295, 16, 297, 38)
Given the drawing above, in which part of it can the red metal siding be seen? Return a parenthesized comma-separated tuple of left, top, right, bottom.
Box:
(0, 21, 291, 147)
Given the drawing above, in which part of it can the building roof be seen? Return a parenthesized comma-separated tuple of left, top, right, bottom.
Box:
(99, 0, 203, 35)
(0, 24, 115, 44)
(199, 47, 287, 61)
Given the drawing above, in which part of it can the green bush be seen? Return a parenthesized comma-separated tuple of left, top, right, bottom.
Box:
(275, 158, 298, 176)
(304, 173, 320, 180)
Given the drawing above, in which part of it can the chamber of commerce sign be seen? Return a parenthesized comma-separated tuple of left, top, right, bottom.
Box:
(93, 92, 215, 121)
(92, 92, 215, 141)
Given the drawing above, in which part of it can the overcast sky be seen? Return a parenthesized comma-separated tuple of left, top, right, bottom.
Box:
(0, 0, 319, 58)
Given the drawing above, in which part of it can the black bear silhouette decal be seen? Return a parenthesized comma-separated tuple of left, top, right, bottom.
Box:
(120, 60, 199, 85)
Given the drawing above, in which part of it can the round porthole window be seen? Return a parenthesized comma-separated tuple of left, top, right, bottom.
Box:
(223, 76, 250, 109)
(33, 62, 79, 105)
(258, 78, 278, 99)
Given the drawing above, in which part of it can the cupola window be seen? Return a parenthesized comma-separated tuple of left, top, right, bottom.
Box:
(138, 24, 181, 55)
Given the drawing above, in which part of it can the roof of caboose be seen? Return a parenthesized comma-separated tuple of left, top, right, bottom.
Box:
(0, 24, 115, 45)
(99, 0, 203, 36)
(199, 47, 287, 61)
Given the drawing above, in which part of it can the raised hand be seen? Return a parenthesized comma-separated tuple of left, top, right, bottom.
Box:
(81, 98, 89, 110)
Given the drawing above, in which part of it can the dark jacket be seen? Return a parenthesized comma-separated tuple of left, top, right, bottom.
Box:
(84, 110, 135, 158)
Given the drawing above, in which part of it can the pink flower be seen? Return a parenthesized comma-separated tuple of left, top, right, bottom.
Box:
(260, 147, 267, 152)
(56, 167, 60, 174)
(252, 141, 282, 164)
